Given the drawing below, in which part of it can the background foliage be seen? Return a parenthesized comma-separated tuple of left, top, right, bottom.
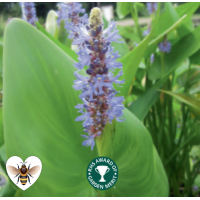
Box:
(0, 2, 200, 197)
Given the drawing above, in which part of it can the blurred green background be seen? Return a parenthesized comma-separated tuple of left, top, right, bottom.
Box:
(1, 2, 200, 39)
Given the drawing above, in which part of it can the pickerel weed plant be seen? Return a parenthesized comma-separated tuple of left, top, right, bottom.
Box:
(19, 2, 37, 26)
(1, 1, 200, 198)
(57, 2, 88, 40)
(73, 8, 125, 150)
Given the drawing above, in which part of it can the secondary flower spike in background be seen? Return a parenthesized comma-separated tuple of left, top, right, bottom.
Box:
(73, 7, 125, 150)
(147, 2, 158, 14)
(19, 2, 38, 26)
(57, 2, 88, 40)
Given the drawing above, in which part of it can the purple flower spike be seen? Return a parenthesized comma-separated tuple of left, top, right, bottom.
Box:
(158, 40, 171, 53)
(81, 135, 95, 150)
(147, 2, 158, 14)
(57, 2, 88, 41)
(73, 8, 125, 151)
(19, 2, 38, 26)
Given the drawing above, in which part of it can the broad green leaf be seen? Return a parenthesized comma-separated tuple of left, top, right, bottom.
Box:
(96, 109, 168, 197)
(3, 19, 97, 197)
(45, 10, 58, 38)
(159, 90, 200, 119)
(129, 24, 200, 120)
(116, 2, 132, 19)
(175, 2, 200, 19)
(3, 19, 168, 197)
(36, 22, 77, 61)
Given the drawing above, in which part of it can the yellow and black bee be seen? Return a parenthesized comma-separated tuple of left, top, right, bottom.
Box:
(7, 162, 40, 185)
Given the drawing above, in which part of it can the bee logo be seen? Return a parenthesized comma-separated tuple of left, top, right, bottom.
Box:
(7, 162, 40, 185)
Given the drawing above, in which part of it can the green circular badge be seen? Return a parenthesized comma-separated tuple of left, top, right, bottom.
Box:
(86, 157, 118, 190)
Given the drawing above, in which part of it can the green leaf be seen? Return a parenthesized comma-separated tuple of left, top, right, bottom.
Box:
(0, 145, 7, 172)
(175, 2, 200, 18)
(118, 3, 160, 97)
(153, 2, 180, 36)
(159, 90, 200, 119)
(116, 2, 132, 19)
(129, 24, 200, 120)
(119, 34, 151, 97)
(45, 10, 58, 38)
(96, 109, 168, 197)
(4, 19, 98, 197)
(0, 42, 3, 89)
(0, 108, 3, 148)
(134, 2, 145, 12)
(35, 21, 77, 61)
(190, 82, 200, 95)
(3, 19, 168, 197)
(177, 68, 200, 87)
(190, 48, 200, 65)
(118, 25, 140, 43)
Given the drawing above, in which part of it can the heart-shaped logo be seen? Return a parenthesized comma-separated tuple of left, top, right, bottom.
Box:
(6, 156, 42, 191)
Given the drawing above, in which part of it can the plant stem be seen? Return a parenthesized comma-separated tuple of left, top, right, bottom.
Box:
(130, 4, 142, 41)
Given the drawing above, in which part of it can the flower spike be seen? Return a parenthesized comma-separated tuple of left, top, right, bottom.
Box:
(57, 2, 88, 41)
(73, 7, 125, 150)
(19, 2, 38, 26)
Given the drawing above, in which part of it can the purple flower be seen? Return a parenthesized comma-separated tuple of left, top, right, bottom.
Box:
(192, 185, 199, 192)
(103, 21, 123, 43)
(74, 47, 91, 70)
(143, 29, 150, 36)
(158, 40, 171, 53)
(147, 2, 158, 14)
(150, 54, 154, 63)
(73, 8, 125, 150)
(81, 135, 95, 150)
(73, 72, 89, 90)
(57, 2, 88, 41)
(19, 2, 37, 26)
